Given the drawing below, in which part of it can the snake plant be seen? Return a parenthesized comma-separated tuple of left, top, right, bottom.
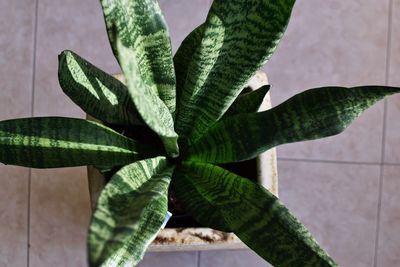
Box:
(1, 0, 399, 266)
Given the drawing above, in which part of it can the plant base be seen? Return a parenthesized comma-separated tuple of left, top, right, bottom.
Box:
(87, 71, 278, 251)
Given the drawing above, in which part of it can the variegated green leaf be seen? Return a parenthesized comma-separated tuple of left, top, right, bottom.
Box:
(116, 39, 179, 157)
(0, 117, 154, 168)
(170, 167, 232, 233)
(173, 24, 204, 106)
(100, 0, 179, 156)
(173, 162, 337, 267)
(89, 157, 173, 267)
(58, 50, 142, 126)
(175, 0, 296, 142)
(223, 85, 270, 118)
(100, 0, 176, 115)
(188, 86, 400, 163)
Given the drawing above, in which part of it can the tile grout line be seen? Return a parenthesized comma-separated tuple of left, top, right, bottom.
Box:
(30, 0, 39, 118)
(197, 251, 201, 267)
(278, 157, 378, 166)
(373, 0, 393, 266)
(28, 0, 39, 266)
(278, 157, 400, 166)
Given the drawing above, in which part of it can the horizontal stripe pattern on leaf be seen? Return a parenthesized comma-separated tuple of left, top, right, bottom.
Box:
(89, 157, 173, 267)
(172, 166, 232, 232)
(58, 50, 142, 126)
(0, 117, 154, 168)
(174, 0, 295, 142)
(100, 0, 179, 156)
(174, 162, 337, 267)
(188, 86, 400, 163)
(116, 38, 179, 157)
(100, 0, 176, 115)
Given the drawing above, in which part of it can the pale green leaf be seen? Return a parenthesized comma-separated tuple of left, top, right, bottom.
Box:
(89, 157, 173, 267)
(116, 38, 179, 157)
(100, 0, 176, 115)
(58, 50, 142, 126)
(99, 0, 179, 156)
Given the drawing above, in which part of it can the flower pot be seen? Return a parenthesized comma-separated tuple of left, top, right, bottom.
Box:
(87, 71, 278, 251)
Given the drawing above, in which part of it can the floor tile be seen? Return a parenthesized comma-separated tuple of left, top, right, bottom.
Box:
(276, 102, 384, 163)
(385, 0, 400, 164)
(29, 167, 91, 267)
(376, 165, 400, 267)
(159, 0, 211, 53)
(34, 0, 120, 118)
(385, 95, 400, 164)
(0, 0, 35, 120)
(277, 160, 380, 267)
(388, 0, 400, 86)
(30, 2, 108, 266)
(200, 249, 271, 267)
(263, 0, 390, 163)
(138, 251, 198, 267)
(0, 166, 29, 267)
(0, 1, 36, 266)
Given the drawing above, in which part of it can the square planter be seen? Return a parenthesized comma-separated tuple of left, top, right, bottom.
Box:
(87, 71, 278, 251)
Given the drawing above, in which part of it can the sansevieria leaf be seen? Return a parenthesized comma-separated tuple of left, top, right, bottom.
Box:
(99, 0, 179, 156)
(116, 39, 179, 157)
(173, 24, 204, 106)
(100, 0, 176, 115)
(173, 162, 337, 267)
(175, 0, 296, 142)
(223, 85, 270, 118)
(188, 86, 400, 163)
(89, 157, 173, 267)
(58, 50, 142, 126)
(0, 117, 153, 168)
(170, 167, 232, 233)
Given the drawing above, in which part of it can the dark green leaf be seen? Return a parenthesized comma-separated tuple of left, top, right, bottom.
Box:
(171, 165, 232, 232)
(174, 24, 205, 108)
(174, 162, 337, 267)
(0, 117, 155, 168)
(223, 85, 270, 117)
(188, 86, 400, 163)
(58, 50, 141, 126)
(174, 0, 296, 142)
(89, 157, 173, 266)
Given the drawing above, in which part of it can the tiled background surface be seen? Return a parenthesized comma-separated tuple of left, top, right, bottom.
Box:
(0, 0, 399, 266)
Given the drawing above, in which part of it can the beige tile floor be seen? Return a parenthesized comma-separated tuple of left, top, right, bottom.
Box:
(0, 0, 400, 266)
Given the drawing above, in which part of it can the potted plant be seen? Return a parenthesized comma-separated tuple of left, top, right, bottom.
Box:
(86, 71, 278, 252)
(1, 0, 399, 266)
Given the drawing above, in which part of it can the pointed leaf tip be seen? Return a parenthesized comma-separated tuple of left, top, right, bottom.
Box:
(188, 86, 400, 163)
